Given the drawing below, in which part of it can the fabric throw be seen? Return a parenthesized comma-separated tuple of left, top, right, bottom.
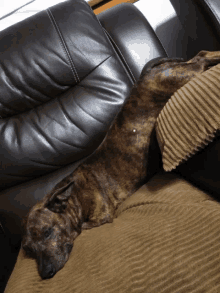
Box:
(156, 64, 220, 172)
(4, 172, 220, 293)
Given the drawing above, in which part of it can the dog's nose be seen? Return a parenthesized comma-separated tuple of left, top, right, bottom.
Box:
(40, 266, 56, 279)
(38, 253, 56, 279)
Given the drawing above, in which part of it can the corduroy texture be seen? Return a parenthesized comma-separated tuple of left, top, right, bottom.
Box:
(5, 172, 220, 293)
(156, 64, 220, 171)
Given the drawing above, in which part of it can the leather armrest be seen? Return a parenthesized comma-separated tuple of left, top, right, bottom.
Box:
(98, 3, 167, 83)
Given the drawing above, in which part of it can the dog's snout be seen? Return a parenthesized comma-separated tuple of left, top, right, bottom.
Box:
(40, 265, 56, 279)
(38, 251, 56, 279)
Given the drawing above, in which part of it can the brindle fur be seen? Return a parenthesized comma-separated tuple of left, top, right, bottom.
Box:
(22, 51, 220, 279)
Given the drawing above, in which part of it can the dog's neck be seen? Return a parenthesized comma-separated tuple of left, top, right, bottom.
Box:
(65, 194, 83, 233)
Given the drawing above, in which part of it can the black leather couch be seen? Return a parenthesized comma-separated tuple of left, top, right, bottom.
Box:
(1, 0, 220, 291)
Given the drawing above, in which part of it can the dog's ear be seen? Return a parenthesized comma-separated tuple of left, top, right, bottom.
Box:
(21, 216, 27, 238)
(44, 181, 73, 213)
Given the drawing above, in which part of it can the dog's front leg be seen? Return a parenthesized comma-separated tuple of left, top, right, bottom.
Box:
(80, 190, 114, 230)
(81, 216, 113, 230)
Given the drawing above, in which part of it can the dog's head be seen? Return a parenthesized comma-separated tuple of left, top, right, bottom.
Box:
(22, 181, 82, 279)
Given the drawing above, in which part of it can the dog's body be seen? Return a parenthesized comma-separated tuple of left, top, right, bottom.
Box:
(22, 51, 220, 279)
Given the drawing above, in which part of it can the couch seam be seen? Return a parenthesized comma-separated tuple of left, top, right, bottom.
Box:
(102, 28, 137, 84)
(47, 8, 80, 84)
(83, 0, 136, 84)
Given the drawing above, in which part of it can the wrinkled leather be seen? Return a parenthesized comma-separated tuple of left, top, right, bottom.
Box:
(0, 0, 133, 190)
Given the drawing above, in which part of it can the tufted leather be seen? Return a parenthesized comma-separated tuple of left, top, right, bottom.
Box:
(0, 0, 133, 191)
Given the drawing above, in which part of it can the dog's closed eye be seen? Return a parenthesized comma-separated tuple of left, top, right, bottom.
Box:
(66, 243, 73, 254)
(44, 228, 53, 239)
(22, 243, 36, 258)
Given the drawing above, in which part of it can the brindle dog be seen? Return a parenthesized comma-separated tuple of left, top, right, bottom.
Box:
(22, 51, 220, 279)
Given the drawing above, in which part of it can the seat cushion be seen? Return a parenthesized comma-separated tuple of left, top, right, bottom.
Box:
(5, 172, 220, 292)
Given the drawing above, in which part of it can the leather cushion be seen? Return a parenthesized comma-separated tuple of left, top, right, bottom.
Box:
(0, 0, 133, 191)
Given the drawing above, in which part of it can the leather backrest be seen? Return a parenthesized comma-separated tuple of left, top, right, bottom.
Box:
(0, 0, 133, 191)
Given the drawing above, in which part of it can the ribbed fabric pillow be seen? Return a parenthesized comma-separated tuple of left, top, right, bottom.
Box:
(155, 64, 220, 172)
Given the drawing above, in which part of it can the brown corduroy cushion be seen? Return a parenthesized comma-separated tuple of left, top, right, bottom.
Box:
(156, 64, 220, 172)
(5, 172, 220, 293)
